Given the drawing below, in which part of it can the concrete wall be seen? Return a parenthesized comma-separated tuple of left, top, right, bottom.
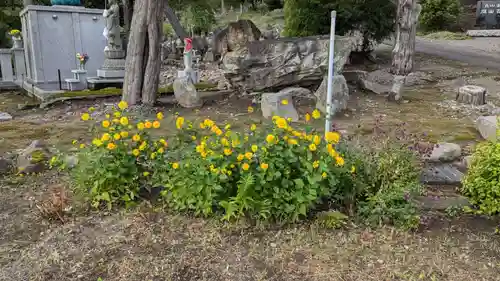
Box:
(20, 5, 106, 88)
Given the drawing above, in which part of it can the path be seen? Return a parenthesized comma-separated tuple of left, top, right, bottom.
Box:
(383, 37, 500, 70)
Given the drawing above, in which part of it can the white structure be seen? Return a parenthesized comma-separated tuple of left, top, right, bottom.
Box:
(17, 5, 106, 97)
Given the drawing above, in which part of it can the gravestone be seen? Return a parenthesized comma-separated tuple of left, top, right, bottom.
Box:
(261, 91, 299, 121)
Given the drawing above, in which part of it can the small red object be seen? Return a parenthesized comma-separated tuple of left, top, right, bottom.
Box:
(184, 37, 193, 52)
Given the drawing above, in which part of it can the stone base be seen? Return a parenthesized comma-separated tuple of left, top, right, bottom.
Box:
(97, 69, 125, 79)
(87, 77, 123, 90)
(466, 29, 500, 37)
(102, 57, 126, 70)
(177, 70, 199, 84)
(261, 91, 299, 121)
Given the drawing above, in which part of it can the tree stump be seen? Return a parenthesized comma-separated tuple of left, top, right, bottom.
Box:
(456, 85, 486, 105)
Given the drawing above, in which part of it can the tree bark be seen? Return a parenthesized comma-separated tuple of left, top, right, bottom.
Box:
(122, 0, 149, 105)
(141, 0, 164, 105)
(390, 0, 421, 76)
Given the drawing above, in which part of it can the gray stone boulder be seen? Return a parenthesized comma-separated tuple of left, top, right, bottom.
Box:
(17, 140, 51, 174)
(314, 75, 349, 114)
(0, 157, 12, 175)
(476, 115, 498, 141)
(212, 19, 262, 61)
(173, 76, 202, 108)
(427, 143, 462, 162)
(222, 35, 356, 92)
(0, 112, 12, 122)
(261, 90, 299, 121)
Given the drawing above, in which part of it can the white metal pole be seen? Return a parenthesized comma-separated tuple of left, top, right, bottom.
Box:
(324, 11, 336, 135)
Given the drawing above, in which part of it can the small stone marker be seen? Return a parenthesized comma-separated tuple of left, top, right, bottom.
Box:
(476, 115, 498, 141)
(173, 76, 202, 108)
(261, 92, 299, 121)
(314, 74, 349, 114)
(456, 85, 486, 105)
(420, 163, 464, 185)
(0, 112, 12, 122)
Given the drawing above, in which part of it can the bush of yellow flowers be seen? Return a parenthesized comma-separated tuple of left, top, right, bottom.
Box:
(72, 101, 358, 221)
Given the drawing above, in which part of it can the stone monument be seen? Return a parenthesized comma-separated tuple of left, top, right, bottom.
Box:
(97, 0, 125, 79)
(173, 37, 201, 108)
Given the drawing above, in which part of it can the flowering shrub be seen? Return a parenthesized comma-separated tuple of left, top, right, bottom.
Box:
(70, 102, 357, 222)
(67, 101, 422, 228)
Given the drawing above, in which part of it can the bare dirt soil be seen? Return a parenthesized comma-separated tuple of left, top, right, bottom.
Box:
(0, 51, 499, 281)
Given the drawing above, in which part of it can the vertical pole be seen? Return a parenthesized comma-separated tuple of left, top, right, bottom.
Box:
(324, 11, 337, 135)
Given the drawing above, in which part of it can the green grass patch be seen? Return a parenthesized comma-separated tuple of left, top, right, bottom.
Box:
(418, 31, 471, 40)
(51, 82, 218, 100)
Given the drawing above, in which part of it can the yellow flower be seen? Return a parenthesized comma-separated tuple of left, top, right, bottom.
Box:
(101, 133, 111, 141)
(150, 152, 157, 159)
(102, 120, 110, 128)
(232, 139, 240, 148)
(143, 171, 150, 176)
(199, 123, 206, 129)
(191, 135, 197, 140)
(260, 163, 269, 170)
(275, 117, 288, 129)
(120, 117, 129, 126)
(309, 143, 317, 151)
(118, 100, 128, 110)
(153, 120, 161, 129)
(120, 131, 129, 138)
(266, 134, 275, 144)
(92, 138, 103, 146)
(132, 134, 141, 142)
(114, 111, 121, 118)
(139, 141, 147, 151)
(247, 106, 254, 113)
(105, 114, 111, 119)
(281, 99, 288, 105)
(132, 149, 140, 156)
(158, 147, 165, 154)
(250, 124, 257, 131)
(313, 135, 321, 145)
(107, 142, 116, 150)
(79, 144, 85, 149)
(72, 140, 78, 145)
(325, 131, 340, 144)
(327, 144, 338, 157)
(335, 156, 345, 166)
(312, 109, 321, 119)
(172, 162, 179, 169)
(175, 117, 184, 129)
(242, 163, 250, 171)
(224, 148, 232, 156)
(313, 160, 319, 168)
(251, 145, 258, 152)
(221, 138, 230, 146)
(144, 121, 152, 129)
(203, 119, 214, 127)
(237, 154, 244, 161)
(322, 172, 327, 178)
(88, 107, 95, 112)
(351, 165, 356, 173)
(287, 138, 298, 145)
(215, 129, 223, 136)
(111, 118, 119, 124)
(81, 113, 90, 121)
(305, 113, 311, 122)
(159, 138, 167, 146)
(225, 124, 231, 130)
(113, 133, 121, 140)
(137, 122, 145, 130)
(156, 112, 164, 120)
(245, 152, 253, 160)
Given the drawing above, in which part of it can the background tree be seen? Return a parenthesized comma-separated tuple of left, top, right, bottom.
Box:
(122, 0, 164, 105)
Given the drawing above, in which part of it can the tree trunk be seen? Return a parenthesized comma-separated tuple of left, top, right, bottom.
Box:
(142, 0, 164, 105)
(122, 0, 149, 105)
(390, 0, 421, 75)
(164, 3, 188, 40)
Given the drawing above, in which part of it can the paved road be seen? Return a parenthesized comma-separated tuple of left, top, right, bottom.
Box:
(383, 37, 500, 71)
